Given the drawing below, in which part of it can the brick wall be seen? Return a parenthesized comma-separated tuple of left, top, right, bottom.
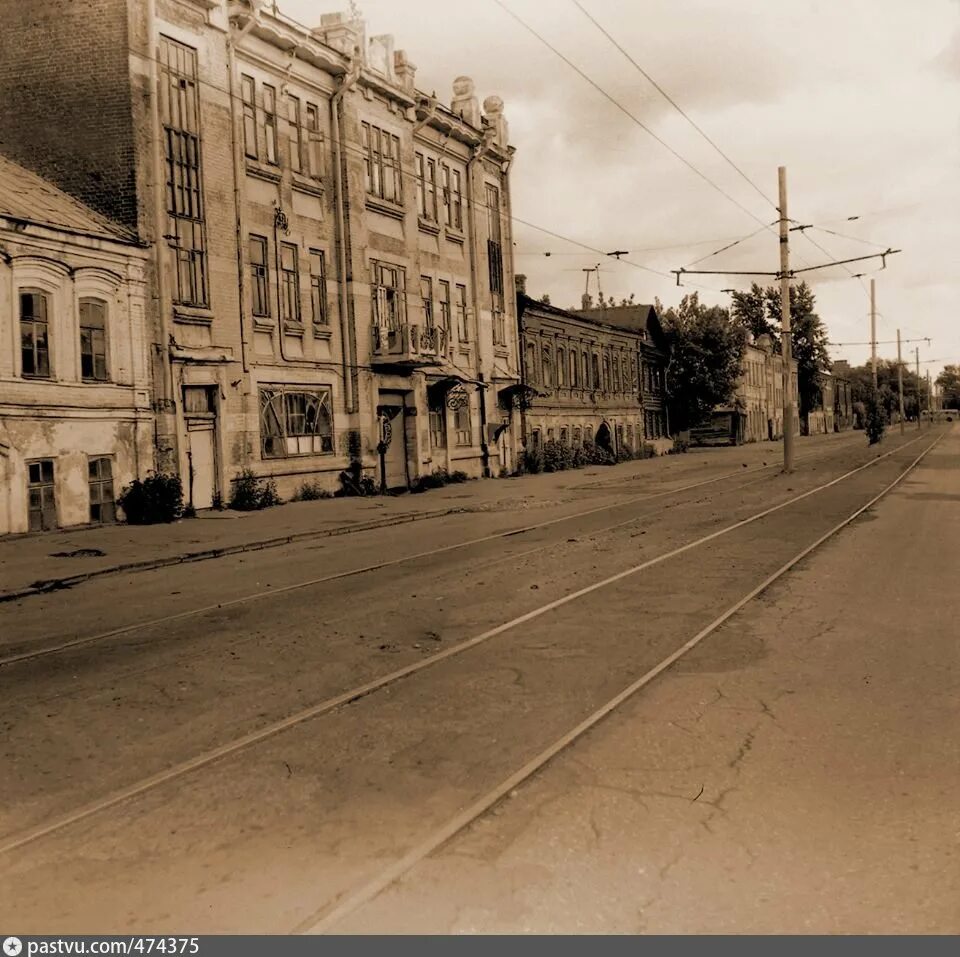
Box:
(0, 0, 139, 233)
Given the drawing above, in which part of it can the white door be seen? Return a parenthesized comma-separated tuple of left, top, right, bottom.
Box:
(188, 423, 216, 509)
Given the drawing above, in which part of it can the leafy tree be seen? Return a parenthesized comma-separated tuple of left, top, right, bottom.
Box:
(660, 292, 747, 431)
(730, 281, 830, 430)
(539, 293, 551, 306)
(845, 360, 923, 422)
(936, 364, 960, 410)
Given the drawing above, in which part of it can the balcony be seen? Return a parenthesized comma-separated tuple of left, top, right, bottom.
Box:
(371, 323, 447, 367)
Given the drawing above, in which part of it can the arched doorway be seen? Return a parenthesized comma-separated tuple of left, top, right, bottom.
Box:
(595, 421, 613, 453)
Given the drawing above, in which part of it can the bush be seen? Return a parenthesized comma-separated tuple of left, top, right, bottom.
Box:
(517, 446, 545, 474)
(639, 443, 657, 459)
(117, 473, 184, 525)
(542, 439, 576, 472)
(864, 394, 886, 446)
(581, 440, 615, 466)
(292, 479, 333, 501)
(669, 436, 690, 454)
(336, 462, 379, 497)
(616, 445, 635, 463)
(410, 468, 476, 493)
(229, 468, 282, 511)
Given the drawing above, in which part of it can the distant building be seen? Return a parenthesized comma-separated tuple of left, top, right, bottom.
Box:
(572, 302, 671, 445)
(808, 367, 854, 434)
(829, 361, 855, 431)
(691, 334, 799, 446)
(0, 155, 152, 534)
(516, 291, 651, 456)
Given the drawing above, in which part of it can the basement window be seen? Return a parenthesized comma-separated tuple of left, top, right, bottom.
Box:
(260, 386, 333, 458)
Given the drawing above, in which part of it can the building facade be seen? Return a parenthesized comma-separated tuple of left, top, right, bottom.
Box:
(0, 155, 152, 534)
(0, 0, 521, 511)
(517, 292, 649, 456)
(691, 333, 799, 446)
(573, 302, 670, 447)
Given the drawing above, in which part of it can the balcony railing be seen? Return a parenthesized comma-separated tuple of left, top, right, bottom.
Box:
(371, 323, 447, 366)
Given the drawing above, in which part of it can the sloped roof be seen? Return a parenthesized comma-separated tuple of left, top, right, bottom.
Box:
(573, 304, 668, 351)
(0, 153, 136, 242)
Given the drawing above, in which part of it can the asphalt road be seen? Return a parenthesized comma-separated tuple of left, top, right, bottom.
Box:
(0, 427, 955, 933)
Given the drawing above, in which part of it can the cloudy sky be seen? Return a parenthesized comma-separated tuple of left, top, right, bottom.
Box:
(284, 0, 959, 379)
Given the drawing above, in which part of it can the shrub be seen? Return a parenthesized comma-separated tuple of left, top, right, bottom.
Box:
(229, 468, 282, 511)
(864, 394, 886, 446)
(336, 462, 379, 497)
(616, 445, 635, 463)
(448, 470, 471, 483)
(670, 436, 690, 454)
(581, 440, 615, 466)
(518, 446, 545, 474)
(292, 479, 333, 501)
(117, 473, 184, 525)
(542, 439, 575, 472)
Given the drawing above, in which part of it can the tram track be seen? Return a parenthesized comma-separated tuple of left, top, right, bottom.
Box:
(0, 433, 887, 670)
(0, 431, 936, 861)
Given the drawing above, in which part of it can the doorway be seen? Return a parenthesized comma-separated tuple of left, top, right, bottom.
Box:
(183, 386, 218, 509)
(378, 391, 409, 490)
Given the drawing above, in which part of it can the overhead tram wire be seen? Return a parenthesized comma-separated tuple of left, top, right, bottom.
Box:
(570, 0, 778, 215)
(489, 0, 775, 232)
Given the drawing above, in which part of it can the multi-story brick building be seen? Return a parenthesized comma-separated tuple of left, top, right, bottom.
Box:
(0, 155, 152, 534)
(572, 302, 671, 445)
(0, 0, 521, 509)
(517, 290, 649, 456)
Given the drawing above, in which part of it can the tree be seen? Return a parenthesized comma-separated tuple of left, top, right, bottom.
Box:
(539, 293, 551, 306)
(936, 365, 960, 410)
(730, 281, 830, 430)
(846, 360, 923, 422)
(660, 292, 747, 432)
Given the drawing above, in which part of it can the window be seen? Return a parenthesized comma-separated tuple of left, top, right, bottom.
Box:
(583, 351, 590, 389)
(20, 290, 50, 378)
(592, 354, 600, 391)
(309, 250, 328, 327)
(428, 394, 446, 450)
(287, 95, 302, 173)
(621, 356, 629, 393)
(560, 427, 568, 447)
(438, 280, 451, 340)
(456, 284, 469, 342)
(241, 74, 257, 159)
(420, 276, 434, 330)
(570, 350, 578, 388)
(79, 299, 108, 381)
(542, 346, 553, 389)
(88, 457, 116, 524)
(556, 347, 565, 387)
(603, 354, 611, 392)
(27, 459, 56, 531)
(305, 104, 323, 178)
(263, 84, 278, 165)
(486, 184, 505, 343)
(279, 243, 300, 325)
(440, 164, 463, 230)
(455, 400, 472, 446)
(160, 36, 207, 307)
(585, 426, 594, 444)
(612, 354, 621, 392)
(573, 427, 582, 446)
(415, 153, 438, 221)
(371, 259, 406, 330)
(525, 341, 538, 384)
(249, 235, 270, 318)
(362, 122, 402, 204)
(260, 386, 334, 458)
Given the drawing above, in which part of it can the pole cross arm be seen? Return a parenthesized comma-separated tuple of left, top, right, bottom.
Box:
(790, 248, 901, 276)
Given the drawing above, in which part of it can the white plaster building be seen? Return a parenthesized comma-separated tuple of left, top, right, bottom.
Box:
(0, 155, 153, 534)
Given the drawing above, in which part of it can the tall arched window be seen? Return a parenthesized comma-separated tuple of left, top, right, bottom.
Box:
(621, 355, 629, 394)
(612, 354, 621, 392)
(591, 353, 600, 391)
(602, 354, 611, 392)
(542, 346, 553, 388)
(525, 341, 538, 384)
(556, 346, 565, 387)
(582, 352, 590, 388)
(569, 349, 578, 387)
(79, 298, 109, 381)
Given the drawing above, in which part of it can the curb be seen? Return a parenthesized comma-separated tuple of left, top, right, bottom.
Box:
(0, 505, 470, 604)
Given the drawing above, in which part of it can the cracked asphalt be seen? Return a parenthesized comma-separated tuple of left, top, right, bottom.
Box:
(332, 431, 960, 934)
(1, 428, 956, 933)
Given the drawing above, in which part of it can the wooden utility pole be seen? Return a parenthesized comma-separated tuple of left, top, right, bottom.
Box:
(870, 279, 878, 391)
(897, 328, 905, 434)
(916, 347, 922, 429)
(778, 167, 795, 473)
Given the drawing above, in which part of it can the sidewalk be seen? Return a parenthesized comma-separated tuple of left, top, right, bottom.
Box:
(0, 431, 858, 602)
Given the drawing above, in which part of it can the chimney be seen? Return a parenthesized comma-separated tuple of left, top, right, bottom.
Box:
(515, 274, 527, 296)
(451, 76, 481, 128)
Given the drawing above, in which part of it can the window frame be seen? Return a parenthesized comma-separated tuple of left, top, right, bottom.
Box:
(88, 455, 116, 524)
(263, 83, 279, 166)
(19, 289, 51, 379)
(455, 399, 472, 446)
(370, 259, 407, 331)
(241, 74, 258, 160)
(363, 121, 403, 205)
(287, 94, 303, 173)
(279, 242, 301, 326)
(455, 283, 469, 343)
(249, 235, 270, 319)
(305, 103, 323, 179)
(309, 249, 328, 328)
(259, 385, 335, 459)
(79, 298, 109, 382)
(420, 275, 434, 330)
